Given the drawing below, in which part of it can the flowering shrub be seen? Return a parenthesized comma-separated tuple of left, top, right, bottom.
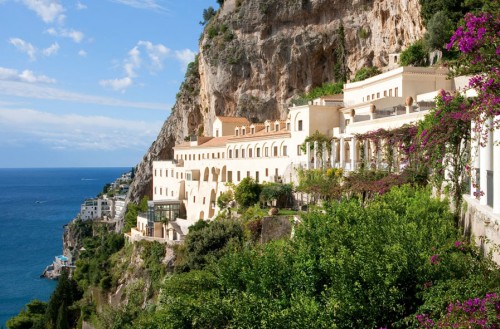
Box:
(417, 293, 500, 328)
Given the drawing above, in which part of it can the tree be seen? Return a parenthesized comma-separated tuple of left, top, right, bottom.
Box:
(200, 6, 216, 25)
(259, 183, 293, 208)
(400, 39, 428, 66)
(234, 177, 262, 209)
(424, 11, 454, 50)
(352, 67, 381, 82)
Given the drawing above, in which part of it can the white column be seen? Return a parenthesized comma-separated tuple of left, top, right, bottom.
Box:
(313, 141, 318, 169)
(306, 142, 311, 170)
(479, 120, 493, 206)
(471, 122, 480, 196)
(364, 140, 369, 168)
(322, 142, 327, 169)
(331, 140, 337, 168)
(350, 137, 356, 170)
(339, 138, 345, 169)
(493, 127, 500, 213)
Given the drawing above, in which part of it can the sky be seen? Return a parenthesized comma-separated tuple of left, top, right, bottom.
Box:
(0, 0, 214, 168)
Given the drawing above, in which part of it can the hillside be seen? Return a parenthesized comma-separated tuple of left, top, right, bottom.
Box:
(127, 0, 424, 203)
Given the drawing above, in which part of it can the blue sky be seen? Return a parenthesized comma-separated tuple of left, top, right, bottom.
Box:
(0, 0, 214, 168)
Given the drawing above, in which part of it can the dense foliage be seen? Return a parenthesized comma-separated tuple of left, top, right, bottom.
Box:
(352, 67, 381, 82)
(137, 186, 500, 328)
(124, 196, 148, 233)
(234, 177, 262, 209)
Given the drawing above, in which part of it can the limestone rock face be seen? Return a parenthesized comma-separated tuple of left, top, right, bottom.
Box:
(127, 0, 424, 204)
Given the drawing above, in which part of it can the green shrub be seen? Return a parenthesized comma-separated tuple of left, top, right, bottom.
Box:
(352, 66, 381, 82)
(234, 177, 262, 209)
(400, 39, 428, 66)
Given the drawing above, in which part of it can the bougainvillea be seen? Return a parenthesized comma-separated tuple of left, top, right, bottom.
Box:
(446, 11, 500, 143)
(417, 293, 500, 328)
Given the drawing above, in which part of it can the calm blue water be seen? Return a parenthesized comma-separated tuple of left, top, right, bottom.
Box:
(0, 167, 129, 327)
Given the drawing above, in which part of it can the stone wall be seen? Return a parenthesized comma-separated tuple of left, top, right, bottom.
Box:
(462, 195, 500, 265)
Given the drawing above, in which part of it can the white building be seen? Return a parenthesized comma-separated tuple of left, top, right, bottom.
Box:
(128, 65, 499, 257)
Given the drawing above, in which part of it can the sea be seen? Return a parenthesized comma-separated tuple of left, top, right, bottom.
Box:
(0, 167, 129, 327)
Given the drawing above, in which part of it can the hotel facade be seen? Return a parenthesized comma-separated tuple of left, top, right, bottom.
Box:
(128, 66, 500, 261)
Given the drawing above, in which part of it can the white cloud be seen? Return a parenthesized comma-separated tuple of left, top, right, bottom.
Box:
(101, 41, 194, 92)
(46, 27, 85, 43)
(76, 1, 87, 10)
(99, 77, 133, 92)
(0, 107, 162, 151)
(138, 40, 170, 69)
(42, 42, 59, 56)
(0, 80, 168, 110)
(0, 66, 56, 83)
(21, 0, 65, 23)
(109, 0, 165, 11)
(9, 38, 61, 60)
(9, 38, 37, 60)
(175, 49, 196, 70)
(78, 49, 87, 57)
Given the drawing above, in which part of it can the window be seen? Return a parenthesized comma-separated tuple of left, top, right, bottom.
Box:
(228, 171, 233, 182)
(389, 89, 392, 97)
(265, 147, 269, 157)
(377, 92, 380, 99)
(229, 150, 233, 158)
(217, 152, 220, 158)
(242, 149, 245, 158)
(215, 129, 219, 137)
(186, 173, 192, 181)
(160, 188, 162, 195)
(266, 126, 269, 132)
(286, 122, 290, 130)
(235, 129, 239, 136)
(345, 119, 350, 126)
(256, 171, 259, 182)
(372, 93, 375, 100)
(298, 120, 303, 131)
(247, 171, 250, 178)
(242, 128, 246, 135)
(297, 145, 302, 155)
(275, 124, 279, 131)
(181, 173, 183, 179)
(249, 148, 253, 158)
(275, 168, 279, 176)
(222, 152, 225, 158)
(176, 173, 178, 179)
(155, 187, 157, 194)
(160, 169, 162, 177)
(266, 168, 269, 176)
(257, 148, 261, 157)
(283, 145, 287, 156)
(367, 95, 370, 101)
(251, 127, 255, 134)
(154, 169, 157, 176)
(203, 197, 206, 205)
(235, 149, 239, 158)
(237, 171, 241, 181)
(384, 90, 387, 97)
(395, 87, 399, 97)
(171, 170, 174, 176)
(273, 146, 278, 156)
(166, 170, 168, 177)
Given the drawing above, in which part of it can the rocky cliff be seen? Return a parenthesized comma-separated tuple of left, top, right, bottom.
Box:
(127, 0, 424, 204)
